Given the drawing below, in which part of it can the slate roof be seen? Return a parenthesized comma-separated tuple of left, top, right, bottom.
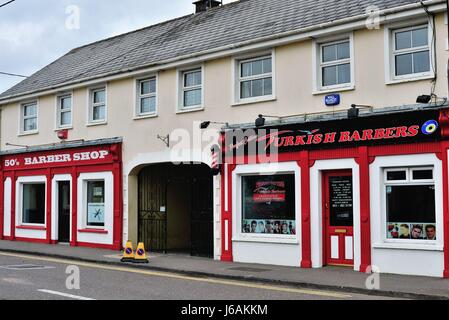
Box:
(0, 0, 427, 101)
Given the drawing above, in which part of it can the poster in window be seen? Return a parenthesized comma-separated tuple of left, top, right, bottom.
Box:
(242, 174, 295, 235)
(87, 203, 105, 225)
(387, 222, 436, 240)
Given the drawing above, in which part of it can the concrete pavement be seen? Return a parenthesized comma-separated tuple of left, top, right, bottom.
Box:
(0, 240, 448, 299)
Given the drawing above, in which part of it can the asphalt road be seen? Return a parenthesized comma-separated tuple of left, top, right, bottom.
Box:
(0, 252, 397, 300)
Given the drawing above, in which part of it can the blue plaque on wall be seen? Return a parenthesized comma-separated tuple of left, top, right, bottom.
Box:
(325, 94, 340, 106)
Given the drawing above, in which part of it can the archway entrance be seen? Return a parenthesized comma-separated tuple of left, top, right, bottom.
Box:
(137, 163, 213, 257)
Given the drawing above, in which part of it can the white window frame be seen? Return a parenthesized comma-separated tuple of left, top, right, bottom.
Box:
(312, 34, 355, 94)
(135, 75, 158, 119)
(177, 66, 204, 113)
(232, 162, 301, 245)
(16, 176, 47, 228)
(382, 166, 437, 245)
(56, 93, 73, 129)
(232, 50, 276, 105)
(87, 86, 107, 125)
(385, 20, 435, 84)
(19, 100, 39, 135)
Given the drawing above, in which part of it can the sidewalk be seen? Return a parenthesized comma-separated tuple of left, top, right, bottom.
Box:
(0, 240, 448, 299)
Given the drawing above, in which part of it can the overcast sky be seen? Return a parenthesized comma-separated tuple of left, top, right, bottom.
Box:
(0, 0, 237, 94)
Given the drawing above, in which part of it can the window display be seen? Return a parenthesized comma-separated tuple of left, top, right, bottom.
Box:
(241, 174, 295, 235)
(87, 180, 105, 227)
(385, 168, 436, 240)
(22, 183, 45, 224)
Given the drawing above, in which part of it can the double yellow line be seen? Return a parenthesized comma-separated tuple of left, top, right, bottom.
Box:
(0, 251, 351, 299)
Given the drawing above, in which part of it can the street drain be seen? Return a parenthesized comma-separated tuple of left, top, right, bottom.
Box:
(228, 267, 270, 272)
(0, 264, 55, 271)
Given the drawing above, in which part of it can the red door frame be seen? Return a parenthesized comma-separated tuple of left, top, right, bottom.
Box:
(322, 169, 354, 266)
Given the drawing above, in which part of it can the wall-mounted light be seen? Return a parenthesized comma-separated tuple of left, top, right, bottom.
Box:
(255, 114, 281, 127)
(348, 104, 373, 119)
(416, 95, 432, 104)
(200, 121, 229, 129)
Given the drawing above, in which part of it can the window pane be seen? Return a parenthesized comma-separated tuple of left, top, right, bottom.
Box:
(240, 81, 251, 99)
(251, 59, 263, 76)
(263, 58, 272, 74)
(140, 81, 150, 95)
(387, 170, 407, 181)
(241, 62, 251, 77)
(60, 97, 71, 110)
(242, 175, 296, 235)
(322, 65, 337, 86)
(93, 105, 105, 121)
(60, 111, 71, 126)
(183, 89, 201, 107)
(149, 79, 156, 93)
(87, 181, 105, 227)
(337, 63, 351, 84)
(22, 183, 45, 224)
(395, 30, 412, 50)
(184, 70, 201, 87)
(413, 51, 430, 73)
(24, 104, 37, 117)
(386, 185, 435, 240)
(395, 53, 413, 76)
(93, 90, 105, 104)
(140, 97, 156, 114)
(412, 27, 428, 47)
(412, 169, 433, 180)
(322, 44, 336, 62)
(24, 118, 37, 131)
(251, 79, 263, 97)
(337, 42, 350, 60)
(263, 77, 272, 96)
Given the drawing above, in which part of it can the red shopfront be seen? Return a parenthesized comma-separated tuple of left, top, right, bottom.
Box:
(219, 107, 449, 278)
(0, 138, 123, 250)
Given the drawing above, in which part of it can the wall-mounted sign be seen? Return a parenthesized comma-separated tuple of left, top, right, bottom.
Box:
(224, 109, 443, 156)
(325, 94, 340, 106)
(87, 203, 105, 225)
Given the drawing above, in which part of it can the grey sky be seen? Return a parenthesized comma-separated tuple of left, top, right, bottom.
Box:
(0, 0, 236, 94)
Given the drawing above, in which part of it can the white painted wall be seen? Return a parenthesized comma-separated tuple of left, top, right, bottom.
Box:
(310, 158, 361, 271)
(370, 153, 444, 277)
(3, 178, 11, 237)
(231, 162, 302, 267)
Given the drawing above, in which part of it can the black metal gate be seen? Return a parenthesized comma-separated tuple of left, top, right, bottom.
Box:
(138, 164, 213, 257)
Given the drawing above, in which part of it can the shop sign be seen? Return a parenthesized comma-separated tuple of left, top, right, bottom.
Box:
(2, 147, 112, 170)
(224, 109, 443, 156)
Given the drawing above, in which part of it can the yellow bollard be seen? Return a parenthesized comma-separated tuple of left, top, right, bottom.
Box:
(121, 241, 135, 262)
(133, 242, 149, 263)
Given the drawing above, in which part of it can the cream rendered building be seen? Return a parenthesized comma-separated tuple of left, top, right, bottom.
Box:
(1, 0, 449, 276)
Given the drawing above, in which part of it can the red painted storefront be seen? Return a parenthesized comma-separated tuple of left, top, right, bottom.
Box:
(219, 107, 449, 278)
(0, 139, 123, 250)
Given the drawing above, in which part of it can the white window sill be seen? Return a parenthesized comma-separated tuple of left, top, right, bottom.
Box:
(54, 126, 73, 131)
(133, 113, 158, 120)
(232, 96, 276, 107)
(86, 121, 107, 127)
(372, 242, 443, 251)
(18, 130, 39, 137)
(176, 106, 204, 114)
(232, 236, 299, 245)
(313, 85, 355, 96)
(386, 74, 435, 85)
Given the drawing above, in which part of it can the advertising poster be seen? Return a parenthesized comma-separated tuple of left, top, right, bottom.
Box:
(87, 203, 105, 225)
(252, 181, 286, 203)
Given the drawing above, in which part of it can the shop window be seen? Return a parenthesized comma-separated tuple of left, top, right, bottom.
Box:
(136, 77, 157, 116)
(384, 167, 436, 241)
(86, 180, 105, 227)
(241, 174, 296, 235)
(22, 183, 45, 224)
(238, 55, 273, 100)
